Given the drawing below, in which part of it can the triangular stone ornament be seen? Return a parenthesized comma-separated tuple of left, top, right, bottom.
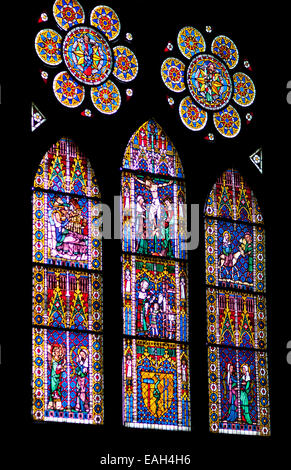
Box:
(31, 103, 46, 131)
(249, 148, 263, 174)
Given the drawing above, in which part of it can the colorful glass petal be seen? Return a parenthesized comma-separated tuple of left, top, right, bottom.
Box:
(213, 105, 241, 138)
(211, 35, 239, 69)
(90, 5, 121, 41)
(187, 54, 232, 111)
(161, 57, 186, 93)
(53, 71, 85, 108)
(91, 79, 121, 114)
(35, 29, 63, 66)
(113, 46, 138, 82)
(177, 26, 206, 59)
(233, 72, 256, 107)
(179, 96, 207, 131)
(53, 0, 85, 31)
(62, 26, 113, 86)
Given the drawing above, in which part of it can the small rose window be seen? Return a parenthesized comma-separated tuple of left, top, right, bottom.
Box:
(35, 1, 138, 116)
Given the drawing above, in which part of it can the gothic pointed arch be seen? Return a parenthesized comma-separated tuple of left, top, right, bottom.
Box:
(121, 119, 191, 430)
(32, 137, 103, 424)
(204, 168, 270, 436)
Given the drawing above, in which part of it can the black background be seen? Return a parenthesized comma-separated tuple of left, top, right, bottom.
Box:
(1, 0, 290, 467)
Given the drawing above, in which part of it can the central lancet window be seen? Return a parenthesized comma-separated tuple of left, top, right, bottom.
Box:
(121, 119, 191, 430)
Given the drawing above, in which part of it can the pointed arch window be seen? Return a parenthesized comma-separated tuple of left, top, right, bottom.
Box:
(121, 120, 191, 430)
(32, 137, 103, 424)
(204, 168, 270, 436)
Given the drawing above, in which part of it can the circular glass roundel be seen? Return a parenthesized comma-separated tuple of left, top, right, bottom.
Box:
(53, 71, 85, 108)
(161, 57, 186, 92)
(211, 35, 239, 69)
(178, 26, 206, 59)
(179, 96, 207, 131)
(187, 54, 232, 111)
(213, 105, 241, 138)
(53, 0, 85, 31)
(35, 29, 63, 66)
(112, 46, 138, 82)
(90, 5, 121, 41)
(63, 26, 113, 85)
(91, 80, 121, 114)
(233, 72, 256, 107)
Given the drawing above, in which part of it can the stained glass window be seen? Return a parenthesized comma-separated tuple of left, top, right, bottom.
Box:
(160, 27, 256, 140)
(121, 120, 191, 430)
(204, 169, 270, 436)
(34, 2, 138, 117)
(32, 137, 103, 424)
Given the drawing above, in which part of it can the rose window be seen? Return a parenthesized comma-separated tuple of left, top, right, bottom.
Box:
(34, 1, 138, 116)
(161, 26, 256, 139)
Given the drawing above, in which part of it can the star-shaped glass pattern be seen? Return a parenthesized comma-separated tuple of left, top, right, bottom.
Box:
(35, 1, 139, 116)
(161, 26, 256, 139)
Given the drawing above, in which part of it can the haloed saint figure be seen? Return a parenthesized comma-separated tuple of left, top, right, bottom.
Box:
(47, 344, 90, 413)
(48, 344, 66, 411)
(224, 362, 253, 425)
(72, 32, 103, 78)
(75, 347, 89, 412)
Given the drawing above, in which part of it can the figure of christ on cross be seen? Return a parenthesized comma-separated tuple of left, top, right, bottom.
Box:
(135, 176, 173, 246)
